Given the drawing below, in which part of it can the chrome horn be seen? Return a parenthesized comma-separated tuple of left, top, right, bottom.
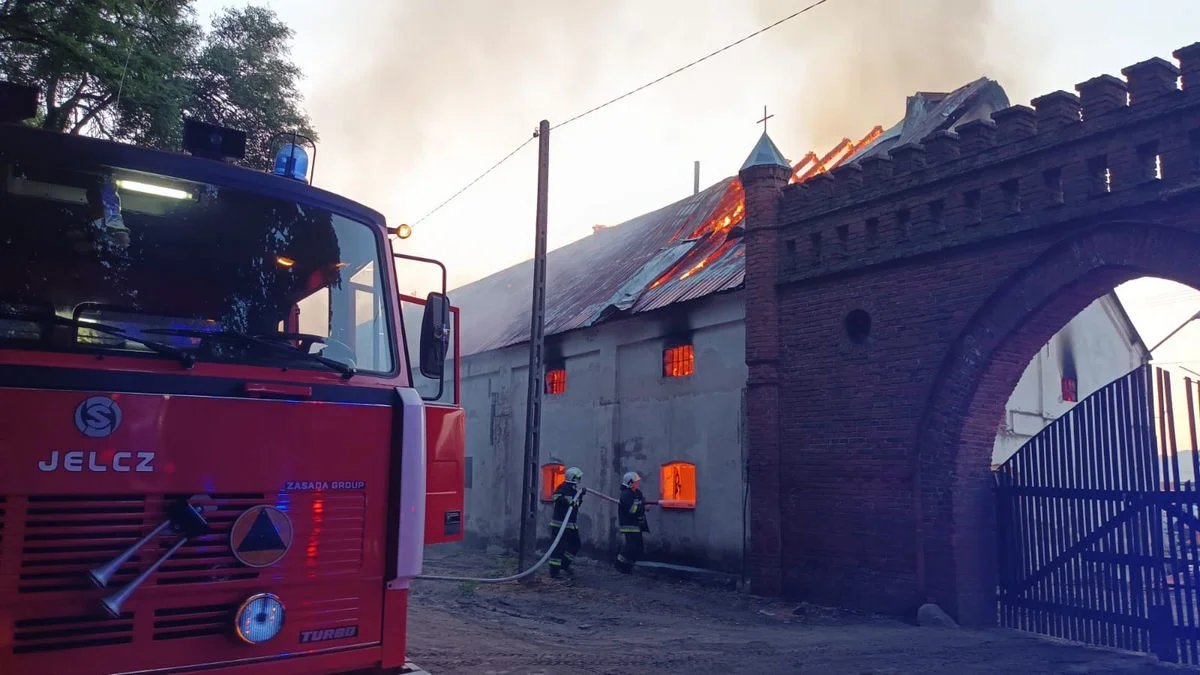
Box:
(87, 520, 173, 589)
(89, 495, 214, 618)
(100, 537, 189, 618)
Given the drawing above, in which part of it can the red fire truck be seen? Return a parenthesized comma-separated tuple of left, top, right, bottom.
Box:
(0, 82, 465, 674)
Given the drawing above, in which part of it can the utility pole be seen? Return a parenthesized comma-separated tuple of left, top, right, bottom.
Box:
(517, 120, 550, 576)
(693, 160, 700, 195)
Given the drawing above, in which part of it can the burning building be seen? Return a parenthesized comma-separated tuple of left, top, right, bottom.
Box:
(449, 76, 1149, 574)
(993, 303, 1150, 469)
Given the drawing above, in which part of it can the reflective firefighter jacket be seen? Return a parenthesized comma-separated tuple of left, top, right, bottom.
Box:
(551, 481, 583, 529)
(618, 486, 649, 534)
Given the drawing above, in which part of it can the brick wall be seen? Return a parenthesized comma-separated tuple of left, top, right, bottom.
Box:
(742, 42, 1200, 624)
(739, 162, 793, 595)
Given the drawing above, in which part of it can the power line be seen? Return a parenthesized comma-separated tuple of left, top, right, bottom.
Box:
(410, 0, 834, 226)
(412, 135, 535, 225)
(552, 0, 832, 131)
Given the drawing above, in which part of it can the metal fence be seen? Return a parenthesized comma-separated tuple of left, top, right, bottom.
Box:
(996, 365, 1200, 665)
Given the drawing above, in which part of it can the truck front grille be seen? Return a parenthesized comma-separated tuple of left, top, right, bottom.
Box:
(1, 491, 369, 660)
(154, 493, 264, 587)
(12, 611, 135, 654)
(16, 494, 263, 593)
(152, 604, 232, 641)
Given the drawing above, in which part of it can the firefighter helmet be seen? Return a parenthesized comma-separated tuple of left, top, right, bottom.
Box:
(622, 471, 641, 487)
(565, 466, 583, 483)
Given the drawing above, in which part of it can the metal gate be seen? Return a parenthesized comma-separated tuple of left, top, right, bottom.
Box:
(995, 365, 1200, 664)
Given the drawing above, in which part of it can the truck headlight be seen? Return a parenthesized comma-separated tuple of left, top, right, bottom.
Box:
(235, 593, 285, 645)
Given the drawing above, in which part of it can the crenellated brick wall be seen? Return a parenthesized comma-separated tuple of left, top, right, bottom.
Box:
(742, 42, 1200, 625)
(775, 47, 1200, 286)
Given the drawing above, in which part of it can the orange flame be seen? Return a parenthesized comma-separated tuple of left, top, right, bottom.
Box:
(791, 126, 883, 184)
(647, 125, 882, 293)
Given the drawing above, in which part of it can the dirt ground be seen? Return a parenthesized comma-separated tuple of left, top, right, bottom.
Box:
(405, 548, 1184, 675)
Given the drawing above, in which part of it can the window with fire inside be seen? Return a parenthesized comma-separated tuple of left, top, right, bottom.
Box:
(663, 343, 695, 378)
(0, 155, 397, 375)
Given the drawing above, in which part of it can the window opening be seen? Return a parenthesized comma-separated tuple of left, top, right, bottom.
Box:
(663, 344, 695, 378)
(545, 367, 566, 395)
(865, 217, 880, 248)
(1062, 376, 1078, 403)
(659, 461, 697, 509)
(963, 189, 981, 225)
(540, 463, 565, 502)
(1043, 167, 1064, 206)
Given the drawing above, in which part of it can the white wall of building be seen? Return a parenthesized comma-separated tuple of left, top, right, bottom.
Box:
(993, 293, 1150, 467)
(458, 292, 749, 573)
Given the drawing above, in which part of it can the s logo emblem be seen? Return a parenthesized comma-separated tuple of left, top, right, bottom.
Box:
(75, 396, 122, 438)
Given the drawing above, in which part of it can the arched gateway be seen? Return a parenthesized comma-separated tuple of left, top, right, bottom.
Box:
(740, 42, 1200, 629)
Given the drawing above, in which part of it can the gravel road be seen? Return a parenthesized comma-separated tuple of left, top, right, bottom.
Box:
(405, 547, 1181, 675)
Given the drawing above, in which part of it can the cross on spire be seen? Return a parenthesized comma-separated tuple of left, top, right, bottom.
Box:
(757, 105, 774, 134)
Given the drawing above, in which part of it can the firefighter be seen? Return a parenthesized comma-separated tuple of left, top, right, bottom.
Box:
(615, 471, 649, 574)
(549, 466, 585, 579)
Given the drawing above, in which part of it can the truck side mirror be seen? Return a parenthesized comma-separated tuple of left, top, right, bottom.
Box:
(419, 291, 451, 379)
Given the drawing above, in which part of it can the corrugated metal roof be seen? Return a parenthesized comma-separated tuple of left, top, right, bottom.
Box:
(452, 179, 735, 355)
(632, 239, 745, 314)
(453, 77, 1007, 357)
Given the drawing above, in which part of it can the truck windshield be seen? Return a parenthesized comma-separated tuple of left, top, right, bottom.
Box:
(0, 156, 396, 375)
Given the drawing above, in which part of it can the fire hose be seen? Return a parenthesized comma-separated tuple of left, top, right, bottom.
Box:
(583, 489, 658, 507)
(414, 497, 580, 583)
(413, 485, 655, 584)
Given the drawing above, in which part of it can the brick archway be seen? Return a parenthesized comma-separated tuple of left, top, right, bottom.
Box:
(916, 222, 1200, 626)
(737, 40, 1200, 625)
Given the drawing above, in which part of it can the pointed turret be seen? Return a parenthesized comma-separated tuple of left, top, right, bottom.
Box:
(740, 131, 790, 172)
(737, 123, 791, 598)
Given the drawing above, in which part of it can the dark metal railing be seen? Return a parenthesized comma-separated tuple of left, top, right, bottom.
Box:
(996, 365, 1200, 665)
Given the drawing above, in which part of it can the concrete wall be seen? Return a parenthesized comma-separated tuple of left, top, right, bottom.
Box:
(458, 292, 748, 573)
(992, 293, 1149, 466)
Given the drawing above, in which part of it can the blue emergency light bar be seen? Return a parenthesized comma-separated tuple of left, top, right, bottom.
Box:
(273, 143, 310, 183)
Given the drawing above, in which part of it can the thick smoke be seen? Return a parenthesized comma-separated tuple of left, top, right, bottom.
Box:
(304, 1, 625, 203)
(752, 0, 1029, 148)
(310, 0, 1034, 205)
(299, 0, 1036, 290)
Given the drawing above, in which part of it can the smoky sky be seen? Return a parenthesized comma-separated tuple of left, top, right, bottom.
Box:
(305, 1, 629, 203)
(300, 0, 1034, 288)
(751, 0, 1027, 148)
(307, 0, 1030, 191)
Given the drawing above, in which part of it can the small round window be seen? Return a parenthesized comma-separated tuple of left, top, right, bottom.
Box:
(844, 309, 872, 344)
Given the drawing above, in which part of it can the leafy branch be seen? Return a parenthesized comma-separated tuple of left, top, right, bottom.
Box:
(0, 0, 316, 168)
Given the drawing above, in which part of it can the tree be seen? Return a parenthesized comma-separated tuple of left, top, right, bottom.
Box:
(0, 1, 315, 168)
(186, 6, 316, 170)
(0, 0, 197, 148)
